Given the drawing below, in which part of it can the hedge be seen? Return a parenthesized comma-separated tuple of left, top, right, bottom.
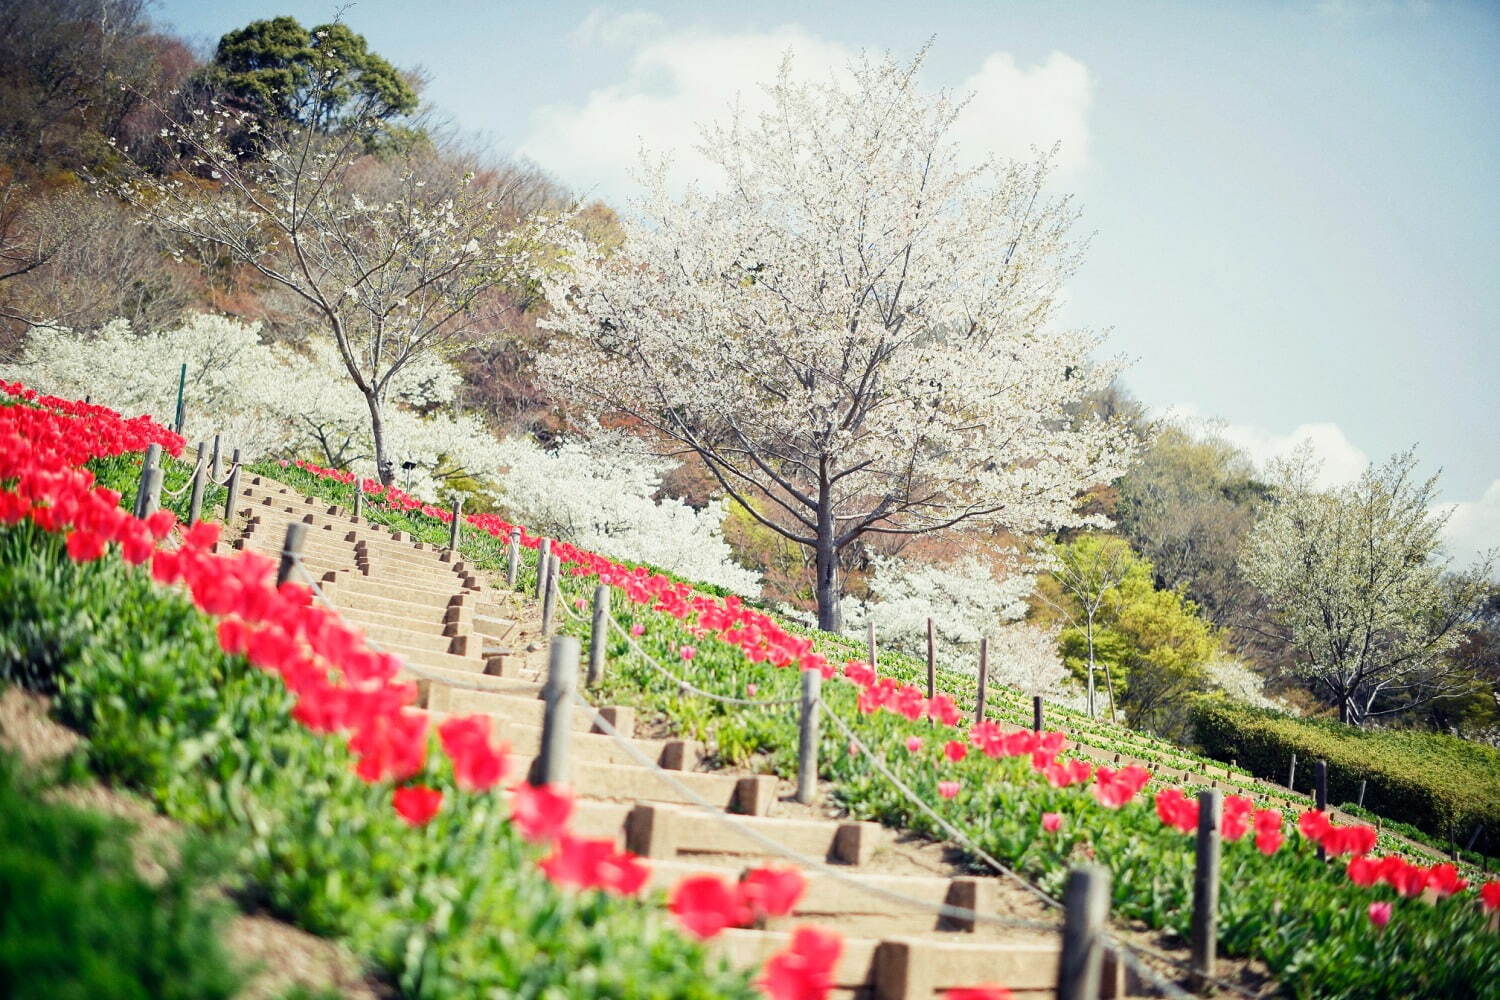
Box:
(1191, 699, 1500, 844)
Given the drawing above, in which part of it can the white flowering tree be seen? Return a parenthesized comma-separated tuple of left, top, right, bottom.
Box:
(117, 59, 557, 484)
(538, 51, 1135, 630)
(1240, 448, 1494, 726)
(0, 312, 507, 497)
(492, 431, 762, 595)
(839, 551, 1035, 662)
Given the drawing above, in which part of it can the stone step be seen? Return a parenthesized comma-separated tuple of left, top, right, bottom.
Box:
(345, 618, 470, 658)
(339, 604, 449, 639)
(511, 752, 752, 813)
(377, 638, 485, 674)
(424, 680, 600, 733)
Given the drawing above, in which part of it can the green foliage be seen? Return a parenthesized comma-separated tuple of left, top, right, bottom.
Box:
(0, 522, 756, 1000)
(1191, 699, 1500, 844)
(204, 16, 419, 146)
(0, 755, 240, 1000)
(1052, 536, 1219, 735)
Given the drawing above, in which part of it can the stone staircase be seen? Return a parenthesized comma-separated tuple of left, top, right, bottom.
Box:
(225, 475, 1141, 999)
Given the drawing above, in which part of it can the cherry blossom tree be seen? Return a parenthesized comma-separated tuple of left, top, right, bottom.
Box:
(1240, 447, 1495, 726)
(538, 51, 1135, 630)
(117, 67, 558, 484)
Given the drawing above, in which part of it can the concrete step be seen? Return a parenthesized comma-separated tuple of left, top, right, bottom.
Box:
(322, 574, 470, 608)
(420, 709, 701, 772)
(508, 752, 750, 812)
(345, 618, 469, 658)
(709, 928, 1064, 1000)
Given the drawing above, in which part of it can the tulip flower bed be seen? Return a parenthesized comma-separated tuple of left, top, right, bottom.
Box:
(255, 454, 1500, 998)
(0, 385, 800, 1000)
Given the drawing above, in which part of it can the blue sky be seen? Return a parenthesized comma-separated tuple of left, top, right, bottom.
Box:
(153, 0, 1500, 562)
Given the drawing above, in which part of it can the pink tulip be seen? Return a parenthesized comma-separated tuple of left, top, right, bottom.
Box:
(629, 623, 645, 636)
(848, 740, 861, 757)
(746, 683, 758, 697)
(679, 645, 697, 661)
(1368, 901, 1392, 928)
(1042, 812, 1063, 833)
(905, 736, 923, 753)
(938, 781, 960, 799)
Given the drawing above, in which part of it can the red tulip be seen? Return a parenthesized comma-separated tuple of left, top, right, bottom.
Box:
(669, 874, 752, 939)
(943, 740, 969, 763)
(510, 782, 574, 843)
(64, 529, 105, 562)
(437, 715, 509, 792)
(738, 866, 807, 918)
(759, 925, 842, 1000)
(392, 785, 442, 826)
(905, 736, 924, 753)
(1480, 880, 1500, 913)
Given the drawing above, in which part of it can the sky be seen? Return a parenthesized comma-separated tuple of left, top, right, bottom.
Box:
(152, 0, 1500, 564)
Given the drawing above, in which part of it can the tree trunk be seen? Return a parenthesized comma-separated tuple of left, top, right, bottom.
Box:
(1085, 614, 1097, 720)
(813, 483, 842, 632)
(365, 390, 395, 486)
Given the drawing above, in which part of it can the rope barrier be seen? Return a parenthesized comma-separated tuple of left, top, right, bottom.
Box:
(578, 699, 1064, 934)
(158, 455, 206, 499)
(601, 611, 802, 707)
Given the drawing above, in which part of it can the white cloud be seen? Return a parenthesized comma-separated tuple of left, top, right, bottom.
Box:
(573, 8, 666, 47)
(520, 18, 1093, 204)
(1159, 403, 1370, 489)
(1434, 480, 1500, 572)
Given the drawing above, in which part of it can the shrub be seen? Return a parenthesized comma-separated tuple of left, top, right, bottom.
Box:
(1190, 698, 1500, 842)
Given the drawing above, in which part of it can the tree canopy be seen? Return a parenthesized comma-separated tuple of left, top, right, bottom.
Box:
(538, 51, 1136, 630)
(204, 17, 419, 144)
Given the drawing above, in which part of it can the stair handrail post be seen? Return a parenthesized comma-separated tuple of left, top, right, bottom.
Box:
(1314, 759, 1329, 861)
(210, 433, 222, 480)
(866, 618, 877, 670)
(447, 495, 462, 551)
(222, 448, 241, 522)
(352, 477, 364, 521)
(1033, 695, 1044, 733)
(796, 668, 821, 804)
(276, 522, 307, 587)
(134, 443, 161, 518)
(925, 616, 936, 700)
(1191, 788, 1223, 991)
(974, 636, 989, 723)
(535, 636, 580, 787)
(586, 584, 610, 687)
(541, 553, 560, 634)
(535, 537, 552, 599)
(1058, 864, 1110, 1000)
(506, 527, 521, 588)
(187, 441, 206, 524)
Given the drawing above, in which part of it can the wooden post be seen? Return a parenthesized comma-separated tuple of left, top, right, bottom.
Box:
(586, 584, 610, 687)
(133, 443, 161, 518)
(447, 496, 462, 550)
(541, 554, 560, 633)
(535, 538, 552, 599)
(796, 668, 821, 804)
(1033, 695, 1044, 733)
(534, 636, 579, 787)
(222, 448, 241, 522)
(1357, 779, 1367, 809)
(1315, 759, 1328, 862)
(1058, 865, 1110, 1000)
(173, 362, 187, 433)
(187, 442, 206, 524)
(867, 619, 877, 668)
(925, 616, 936, 700)
(352, 478, 364, 521)
(276, 522, 307, 587)
(1287, 752, 1297, 792)
(135, 443, 163, 518)
(1191, 789, 1223, 991)
(974, 637, 989, 723)
(506, 527, 521, 588)
(210, 433, 222, 480)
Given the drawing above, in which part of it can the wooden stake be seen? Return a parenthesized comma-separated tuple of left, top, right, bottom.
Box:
(1058, 865, 1110, 1000)
(587, 584, 609, 687)
(796, 669, 821, 804)
(534, 637, 579, 786)
(974, 637, 989, 723)
(1191, 789, 1223, 991)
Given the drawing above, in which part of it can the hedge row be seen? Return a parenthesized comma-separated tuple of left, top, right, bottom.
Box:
(1191, 699, 1500, 844)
